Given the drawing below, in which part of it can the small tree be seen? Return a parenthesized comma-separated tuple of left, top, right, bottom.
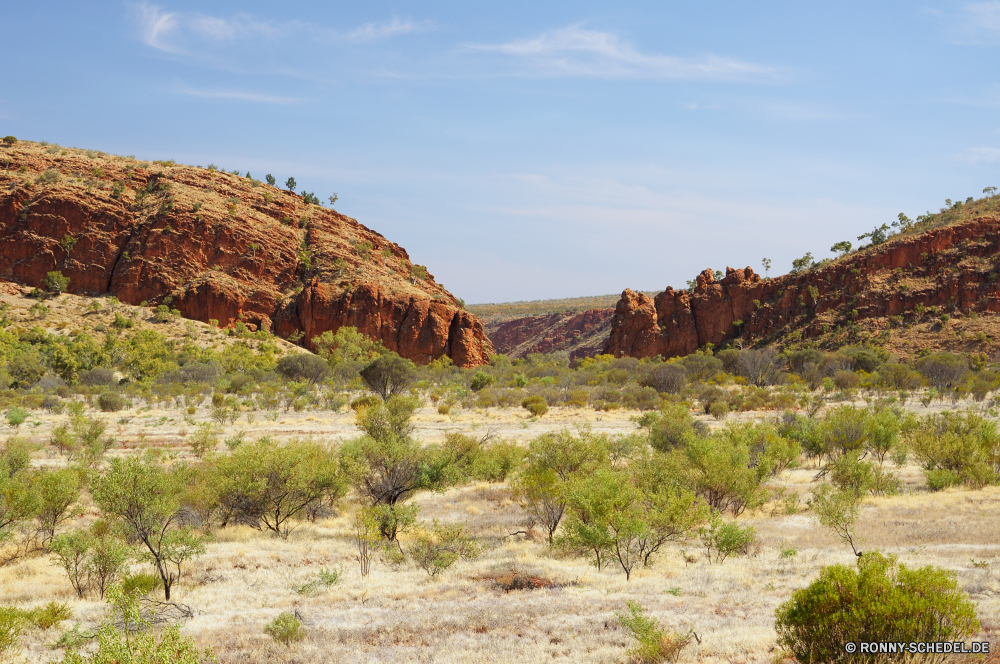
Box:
(285, 176, 296, 192)
(353, 507, 380, 577)
(266, 174, 276, 186)
(92, 457, 206, 600)
(830, 240, 852, 257)
(790, 253, 815, 274)
(616, 601, 693, 664)
(276, 352, 330, 384)
(810, 484, 862, 555)
(328, 193, 338, 207)
(43, 271, 70, 296)
(761, 257, 771, 278)
(360, 353, 416, 399)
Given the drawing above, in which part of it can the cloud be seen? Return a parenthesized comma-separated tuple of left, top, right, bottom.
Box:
(176, 86, 301, 104)
(346, 17, 428, 42)
(131, 2, 423, 54)
(469, 25, 777, 81)
(959, 147, 1000, 162)
(133, 2, 179, 52)
(944, 2, 1000, 44)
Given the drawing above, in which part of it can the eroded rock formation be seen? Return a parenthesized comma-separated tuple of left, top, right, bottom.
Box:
(607, 215, 1000, 358)
(0, 142, 492, 366)
(486, 308, 615, 360)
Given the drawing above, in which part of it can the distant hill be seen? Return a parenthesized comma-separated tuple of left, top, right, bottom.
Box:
(0, 138, 492, 366)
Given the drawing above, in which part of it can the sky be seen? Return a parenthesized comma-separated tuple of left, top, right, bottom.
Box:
(3, 1, 1000, 304)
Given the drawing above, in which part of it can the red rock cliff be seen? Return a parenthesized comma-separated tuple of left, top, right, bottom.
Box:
(486, 308, 615, 360)
(0, 142, 492, 366)
(606, 215, 1000, 358)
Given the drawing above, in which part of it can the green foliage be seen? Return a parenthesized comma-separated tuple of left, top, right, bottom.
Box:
(0, 606, 26, 660)
(811, 484, 863, 555)
(44, 271, 70, 295)
(775, 552, 980, 664)
(830, 240, 852, 256)
(6, 407, 27, 428)
(58, 583, 216, 663)
(469, 370, 495, 391)
(189, 423, 218, 458)
(276, 352, 329, 384)
(408, 519, 480, 576)
(285, 176, 296, 192)
(512, 429, 609, 543)
(699, 511, 756, 563)
(360, 353, 416, 399)
(97, 392, 127, 412)
(615, 601, 692, 664)
(790, 252, 815, 273)
(521, 395, 548, 416)
(264, 612, 304, 647)
(92, 457, 206, 600)
(907, 410, 999, 489)
(313, 328, 385, 368)
(265, 174, 276, 186)
(206, 438, 344, 537)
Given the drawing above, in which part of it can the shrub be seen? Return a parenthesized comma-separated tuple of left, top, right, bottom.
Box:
(832, 370, 860, 390)
(5, 407, 27, 428)
(80, 368, 116, 386)
(469, 370, 495, 391)
(97, 392, 127, 412)
(350, 395, 382, 411)
(641, 363, 686, 394)
(925, 468, 961, 491)
(775, 552, 980, 663)
(2, 136, 16, 145)
(699, 511, 756, 563)
(0, 607, 26, 660)
(521, 395, 548, 416)
(437, 403, 450, 415)
(360, 353, 417, 399)
(408, 520, 480, 576)
(25, 602, 72, 630)
(276, 352, 330, 384)
(636, 404, 703, 452)
(265, 612, 305, 646)
(615, 601, 692, 664)
(43, 271, 70, 295)
(916, 352, 969, 389)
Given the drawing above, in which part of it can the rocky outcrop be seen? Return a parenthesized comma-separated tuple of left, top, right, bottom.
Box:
(486, 308, 615, 360)
(0, 142, 492, 366)
(607, 215, 1000, 358)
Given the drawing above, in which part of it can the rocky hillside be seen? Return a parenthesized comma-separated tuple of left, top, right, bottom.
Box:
(0, 140, 492, 366)
(485, 309, 615, 360)
(607, 212, 1000, 360)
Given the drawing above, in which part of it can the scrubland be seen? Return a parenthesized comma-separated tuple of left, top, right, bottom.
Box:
(2, 288, 1000, 662)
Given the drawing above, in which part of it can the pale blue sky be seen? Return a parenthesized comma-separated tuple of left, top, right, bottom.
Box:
(3, 2, 999, 303)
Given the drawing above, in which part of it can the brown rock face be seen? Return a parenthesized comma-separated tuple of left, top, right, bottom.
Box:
(486, 308, 615, 360)
(606, 215, 1000, 358)
(0, 142, 492, 366)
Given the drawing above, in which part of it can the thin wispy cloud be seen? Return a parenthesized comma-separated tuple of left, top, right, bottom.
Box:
(469, 25, 777, 81)
(131, 2, 424, 54)
(177, 86, 301, 104)
(346, 17, 429, 42)
(944, 2, 1000, 44)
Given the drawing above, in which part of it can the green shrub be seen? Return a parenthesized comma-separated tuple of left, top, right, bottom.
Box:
(43, 271, 70, 295)
(264, 612, 305, 646)
(469, 370, 495, 391)
(615, 601, 693, 663)
(118, 572, 160, 598)
(350, 395, 381, 411)
(25, 602, 72, 629)
(775, 552, 980, 663)
(6, 407, 27, 428)
(437, 403, 450, 415)
(97, 392, 127, 412)
(407, 519, 480, 576)
(521, 395, 548, 416)
(925, 468, 961, 491)
(699, 511, 756, 563)
(0, 607, 26, 660)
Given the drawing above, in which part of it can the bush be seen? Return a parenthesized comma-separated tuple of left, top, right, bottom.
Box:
(521, 395, 548, 416)
(775, 552, 980, 663)
(408, 520, 480, 576)
(641, 364, 686, 394)
(0, 607, 26, 660)
(925, 468, 961, 491)
(832, 370, 860, 390)
(636, 404, 703, 452)
(350, 395, 381, 411)
(360, 353, 416, 399)
(97, 392, 127, 412)
(276, 352, 330, 384)
(43, 271, 70, 295)
(700, 512, 756, 563)
(265, 612, 305, 646)
(469, 370, 495, 391)
(79, 368, 116, 386)
(916, 352, 969, 389)
(25, 602, 72, 630)
(615, 601, 692, 664)
(5, 407, 27, 428)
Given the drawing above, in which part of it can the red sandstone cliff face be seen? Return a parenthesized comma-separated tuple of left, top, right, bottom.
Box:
(606, 215, 1000, 358)
(486, 308, 615, 360)
(0, 142, 492, 367)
